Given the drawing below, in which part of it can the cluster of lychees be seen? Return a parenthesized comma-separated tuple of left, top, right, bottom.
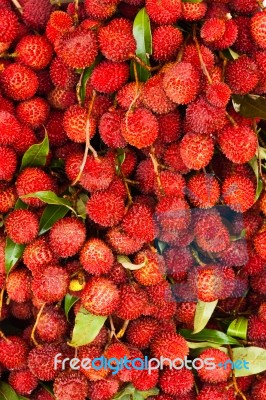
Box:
(0, 0, 266, 399)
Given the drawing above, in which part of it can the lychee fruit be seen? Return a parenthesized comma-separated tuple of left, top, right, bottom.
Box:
(80, 238, 114, 276)
(1, 63, 39, 101)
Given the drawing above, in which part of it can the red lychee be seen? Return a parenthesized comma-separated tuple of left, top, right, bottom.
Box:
(222, 174, 255, 213)
(122, 203, 156, 242)
(28, 343, 61, 381)
(159, 368, 194, 396)
(106, 226, 144, 255)
(0, 145, 17, 181)
(187, 173, 220, 208)
(198, 348, 231, 383)
(54, 370, 89, 400)
(50, 57, 78, 90)
(133, 249, 166, 286)
(6, 267, 31, 303)
(0, 336, 28, 370)
(1, 63, 38, 101)
(156, 196, 191, 232)
(146, 0, 182, 24)
(143, 74, 176, 115)
(9, 368, 38, 395)
(206, 82, 231, 108)
(86, 190, 125, 227)
(99, 109, 126, 148)
(126, 316, 159, 349)
(80, 238, 114, 276)
(180, 133, 214, 171)
(84, 0, 119, 20)
(0, 9, 19, 42)
(251, 12, 266, 49)
(182, 1, 207, 20)
(225, 56, 259, 94)
(63, 104, 96, 143)
(16, 35, 53, 71)
(152, 25, 183, 62)
(46, 11, 73, 44)
(23, 236, 57, 275)
(115, 283, 148, 320)
(16, 97, 50, 128)
(91, 60, 129, 93)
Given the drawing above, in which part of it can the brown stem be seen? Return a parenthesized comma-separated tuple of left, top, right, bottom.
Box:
(117, 320, 129, 339)
(191, 248, 206, 266)
(149, 146, 164, 195)
(50, 0, 84, 4)
(108, 316, 118, 343)
(225, 111, 237, 126)
(31, 303, 46, 347)
(193, 25, 212, 84)
(11, 0, 23, 13)
(76, 71, 84, 106)
(121, 171, 133, 206)
(0, 284, 5, 320)
(0, 330, 7, 341)
(227, 345, 247, 400)
(129, 53, 160, 72)
(73, 0, 79, 24)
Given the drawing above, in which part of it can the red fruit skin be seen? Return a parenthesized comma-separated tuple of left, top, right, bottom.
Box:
(142, 74, 176, 115)
(251, 273, 266, 295)
(146, 0, 182, 24)
(99, 110, 127, 148)
(251, 12, 266, 49)
(122, 203, 156, 242)
(198, 349, 231, 383)
(48, 87, 76, 110)
(106, 226, 144, 255)
(81, 277, 120, 316)
(187, 173, 220, 209)
(28, 343, 61, 381)
(31, 266, 69, 304)
(80, 238, 114, 276)
(133, 249, 166, 286)
(151, 331, 189, 362)
(32, 388, 55, 400)
(0, 9, 19, 42)
(54, 370, 89, 400)
(86, 190, 125, 227)
(50, 57, 78, 90)
(84, 0, 119, 20)
(0, 184, 17, 213)
(175, 302, 196, 328)
(180, 133, 214, 170)
(126, 316, 159, 349)
(222, 174, 255, 213)
(8, 368, 38, 395)
(46, 11, 73, 44)
(206, 82, 231, 108)
(5, 210, 39, 244)
(23, 0, 53, 30)
(87, 378, 120, 400)
(16, 97, 50, 128)
(16, 35, 53, 70)
(225, 56, 260, 95)
(1, 64, 39, 101)
(157, 111, 182, 143)
(91, 60, 129, 93)
(152, 25, 183, 62)
(182, 1, 207, 21)
(63, 104, 96, 143)
(164, 246, 193, 282)
(23, 236, 57, 275)
(6, 267, 32, 303)
(0, 336, 28, 370)
(258, 303, 266, 324)
(115, 283, 148, 320)
(201, 18, 225, 42)
(254, 231, 266, 260)
(248, 316, 266, 341)
(252, 377, 266, 400)
(132, 365, 159, 391)
(116, 82, 143, 110)
(156, 196, 191, 232)
(0, 146, 17, 181)
(159, 368, 194, 396)
(209, 19, 238, 50)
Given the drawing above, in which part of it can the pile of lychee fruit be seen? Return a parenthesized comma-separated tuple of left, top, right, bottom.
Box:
(1, 0, 266, 399)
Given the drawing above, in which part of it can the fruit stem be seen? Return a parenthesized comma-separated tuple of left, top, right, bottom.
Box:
(50, 0, 84, 4)
(0, 330, 7, 341)
(149, 146, 164, 196)
(192, 24, 212, 85)
(129, 53, 160, 72)
(31, 303, 46, 347)
(0, 284, 5, 320)
(108, 315, 118, 343)
(225, 111, 237, 126)
(76, 70, 84, 106)
(11, 0, 23, 13)
(73, 0, 79, 25)
(257, 0, 266, 9)
(191, 248, 205, 266)
(117, 320, 129, 339)
(227, 345, 247, 400)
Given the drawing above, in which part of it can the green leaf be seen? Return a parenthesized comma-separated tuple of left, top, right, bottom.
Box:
(227, 317, 248, 340)
(40, 383, 55, 397)
(39, 205, 69, 235)
(155, 239, 168, 255)
(117, 255, 148, 270)
(5, 238, 25, 275)
(187, 341, 223, 349)
(76, 193, 88, 220)
(249, 156, 263, 201)
(114, 384, 159, 400)
(132, 8, 152, 82)
(222, 48, 239, 60)
(193, 300, 218, 334)
(232, 347, 266, 377)
(21, 191, 77, 215)
(232, 94, 266, 119)
(20, 132, 49, 171)
(0, 382, 19, 400)
(17, 396, 30, 400)
(64, 293, 79, 321)
(69, 307, 107, 347)
(14, 199, 28, 210)
(180, 328, 241, 345)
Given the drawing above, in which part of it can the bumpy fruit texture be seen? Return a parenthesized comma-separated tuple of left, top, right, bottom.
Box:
(225, 56, 259, 94)
(222, 174, 255, 213)
(146, 0, 182, 24)
(46, 11, 73, 43)
(6, 267, 31, 303)
(16, 35, 53, 71)
(1, 64, 39, 101)
(206, 82, 231, 108)
(142, 74, 176, 114)
(63, 104, 96, 143)
(133, 249, 166, 285)
(54, 371, 88, 400)
(86, 190, 125, 227)
(91, 60, 129, 93)
(106, 226, 144, 255)
(115, 283, 148, 320)
(180, 133, 214, 170)
(0, 145, 17, 181)
(151, 331, 189, 362)
(28, 343, 61, 381)
(0, 9, 19, 42)
(198, 349, 231, 383)
(0, 336, 28, 370)
(152, 25, 183, 62)
(159, 368, 194, 396)
(187, 173, 220, 209)
(182, 1, 207, 21)
(31, 266, 69, 303)
(23, 236, 57, 275)
(251, 12, 266, 49)
(8, 368, 38, 395)
(80, 238, 114, 275)
(122, 203, 156, 242)
(99, 110, 126, 148)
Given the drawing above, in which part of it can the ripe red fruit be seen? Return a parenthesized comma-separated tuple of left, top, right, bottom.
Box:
(0, 184, 17, 213)
(115, 283, 148, 320)
(98, 18, 136, 62)
(9, 368, 38, 395)
(252, 377, 266, 400)
(49, 217, 86, 258)
(0, 146, 17, 181)
(163, 62, 200, 104)
(183, 43, 214, 72)
(159, 368, 194, 396)
(80, 238, 114, 275)
(251, 273, 266, 295)
(23, 236, 57, 275)
(143, 74, 176, 115)
(121, 107, 159, 148)
(225, 56, 259, 94)
(187, 173, 220, 208)
(13, 124, 37, 154)
(84, 0, 119, 20)
(163, 142, 190, 174)
(164, 246, 193, 282)
(180, 133, 214, 170)
(50, 57, 78, 90)
(122, 203, 156, 242)
(86, 190, 125, 227)
(0, 336, 28, 370)
(23, 0, 52, 30)
(10, 301, 32, 320)
(248, 316, 266, 341)
(182, 1, 207, 20)
(31, 265, 69, 304)
(151, 331, 189, 361)
(157, 111, 182, 143)
(16, 35, 53, 70)
(156, 196, 191, 232)
(209, 19, 238, 50)
(106, 226, 144, 255)
(146, 0, 182, 24)
(1, 64, 38, 101)
(87, 378, 120, 400)
(48, 87, 76, 110)
(16, 167, 54, 208)
(126, 316, 159, 349)
(175, 302, 196, 327)
(6, 267, 31, 303)
(91, 60, 129, 93)
(0, 9, 19, 42)
(6, 209, 38, 244)
(222, 174, 255, 213)
(17, 97, 50, 128)
(251, 12, 266, 49)
(81, 277, 120, 315)
(46, 11, 73, 43)
(63, 104, 96, 143)
(54, 371, 89, 400)
(254, 231, 266, 260)
(32, 388, 54, 400)
(28, 343, 61, 381)
(201, 18, 226, 42)
(206, 82, 231, 108)
(55, 29, 98, 69)
(116, 82, 143, 110)
(152, 25, 183, 62)
(197, 385, 233, 400)
(133, 249, 166, 286)
(198, 348, 231, 383)
(132, 365, 159, 391)
(99, 110, 126, 148)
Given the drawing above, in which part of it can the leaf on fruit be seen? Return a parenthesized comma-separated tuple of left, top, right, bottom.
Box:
(21, 191, 77, 215)
(0, 382, 19, 400)
(39, 204, 69, 235)
(155, 239, 168, 254)
(227, 317, 248, 340)
(69, 307, 107, 347)
(14, 199, 28, 210)
(132, 7, 152, 82)
(180, 328, 241, 345)
(5, 238, 25, 276)
(117, 255, 148, 270)
(20, 132, 49, 171)
(232, 347, 266, 377)
(182, 0, 203, 3)
(222, 48, 239, 60)
(114, 384, 159, 400)
(187, 341, 223, 349)
(193, 300, 218, 334)
(79, 56, 101, 104)
(76, 193, 88, 220)
(249, 156, 263, 201)
(64, 293, 79, 321)
(232, 94, 266, 119)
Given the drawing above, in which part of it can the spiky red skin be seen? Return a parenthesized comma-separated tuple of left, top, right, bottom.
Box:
(80, 238, 114, 276)
(78, 345, 108, 381)
(197, 385, 233, 400)
(49, 217, 86, 258)
(182, 1, 207, 20)
(28, 343, 61, 381)
(48, 87, 76, 110)
(115, 283, 148, 320)
(251, 12, 266, 49)
(133, 249, 166, 286)
(23, 236, 57, 275)
(230, 0, 258, 13)
(6, 268, 31, 303)
(187, 173, 220, 209)
(84, 0, 119, 20)
(163, 62, 200, 105)
(98, 18, 136, 62)
(252, 377, 266, 400)
(156, 196, 191, 232)
(16, 167, 55, 208)
(143, 74, 176, 115)
(258, 303, 266, 324)
(163, 143, 190, 174)
(198, 349, 231, 383)
(45, 111, 68, 147)
(122, 203, 156, 242)
(23, 0, 53, 30)
(0, 9, 19, 42)
(106, 226, 143, 255)
(126, 316, 159, 349)
(151, 331, 189, 362)
(87, 190, 125, 228)
(157, 111, 182, 143)
(8, 368, 38, 395)
(188, 265, 235, 302)
(164, 246, 193, 282)
(116, 82, 143, 110)
(146, 0, 182, 24)
(206, 82, 231, 108)
(0, 145, 17, 181)
(180, 133, 214, 171)
(209, 19, 238, 50)
(31, 388, 54, 400)
(146, 280, 174, 306)
(17, 97, 50, 128)
(217, 240, 248, 267)
(16, 35, 53, 71)
(55, 30, 98, 69)
(5, 210, 39, 244)
(159, 368, 194, 396)
(254, 231, 266, 260)
(175, 302, 196, 327)
(201, 18, 226, 42)
(222, 174, 255, 213)
(0, 184, 17, 213)
(131, 366, 159, 391)
(251, 273, 266, 295)
(81, 277, 119, 315)
(50, 57, 78, 90)
(32, 266, 69, 304)
(135, 159, 155, 194)
(152, 25, 183, 62)
(54, 371, 88, 400)
(91, 61, 129, 93)
(242, 252, 265, 276)
(99, 110, 126, 148)
(1, 64, 38, 101)
(225, 56, 259, 95)
(183, 44, 214, 72)
(0, 336, 28, 370)
(248, 316, 266, 341)
(233, 210, 262, 240)
(63, 104, 96, 143)
(13, 124, 37, 155)
(10, 301, 32, 320)
(46, 11, 73, 43)
(87, 378, 120, 400)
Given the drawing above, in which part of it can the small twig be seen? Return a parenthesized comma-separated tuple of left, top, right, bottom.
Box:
(227, 345, 247, 400)
(76, 71, 84, 106)
(125, 178, 139, 185)
(11, 0, 23, 13)
(225, 111, 237, 126)
(191, 248, 205, 266)
(117, 320, 129, 339)
(129, 53, 160, 72)
(73, 0, 79, 24)
(107, 316, 118, 344)
(149, 146, 164, 195)
(0, 330, 7, 341)
(31, 303, 46, 346)
(193, 25, 212, 84)
(121, 171, 133, 205)
(0, 285, 5, 320)
(50, 0, 84, 4)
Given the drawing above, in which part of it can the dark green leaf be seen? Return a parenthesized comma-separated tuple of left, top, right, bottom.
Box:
(69, 307, 107, 347)
(249, 156, 264, 201)
(21, 191, 76, 215)
(232, 94, 266, 119)
(64, 293, 79, 321)
(114, 384, 159, 400)
(232, 347, 266, 377)
(76, 193, 88, 220)
(20, 133, 49, 171)
(17, 396, 30, 400)
(132, 8, 152, 82)
(155, 239, 168, 255)
(0, 382, 19, 400)
(5, 238, 25, 275)
(227, 317, 248, 340)
(79, 56, 101, 103)
(222, 48, 239, 60)
(39, 205, 69, 235)
(180, 328, 241, 345)
(14, 199, 28, 210)
(40, 383, 54, 397)
(49, 158, 64, 170)
(193, 300, 218, 334)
